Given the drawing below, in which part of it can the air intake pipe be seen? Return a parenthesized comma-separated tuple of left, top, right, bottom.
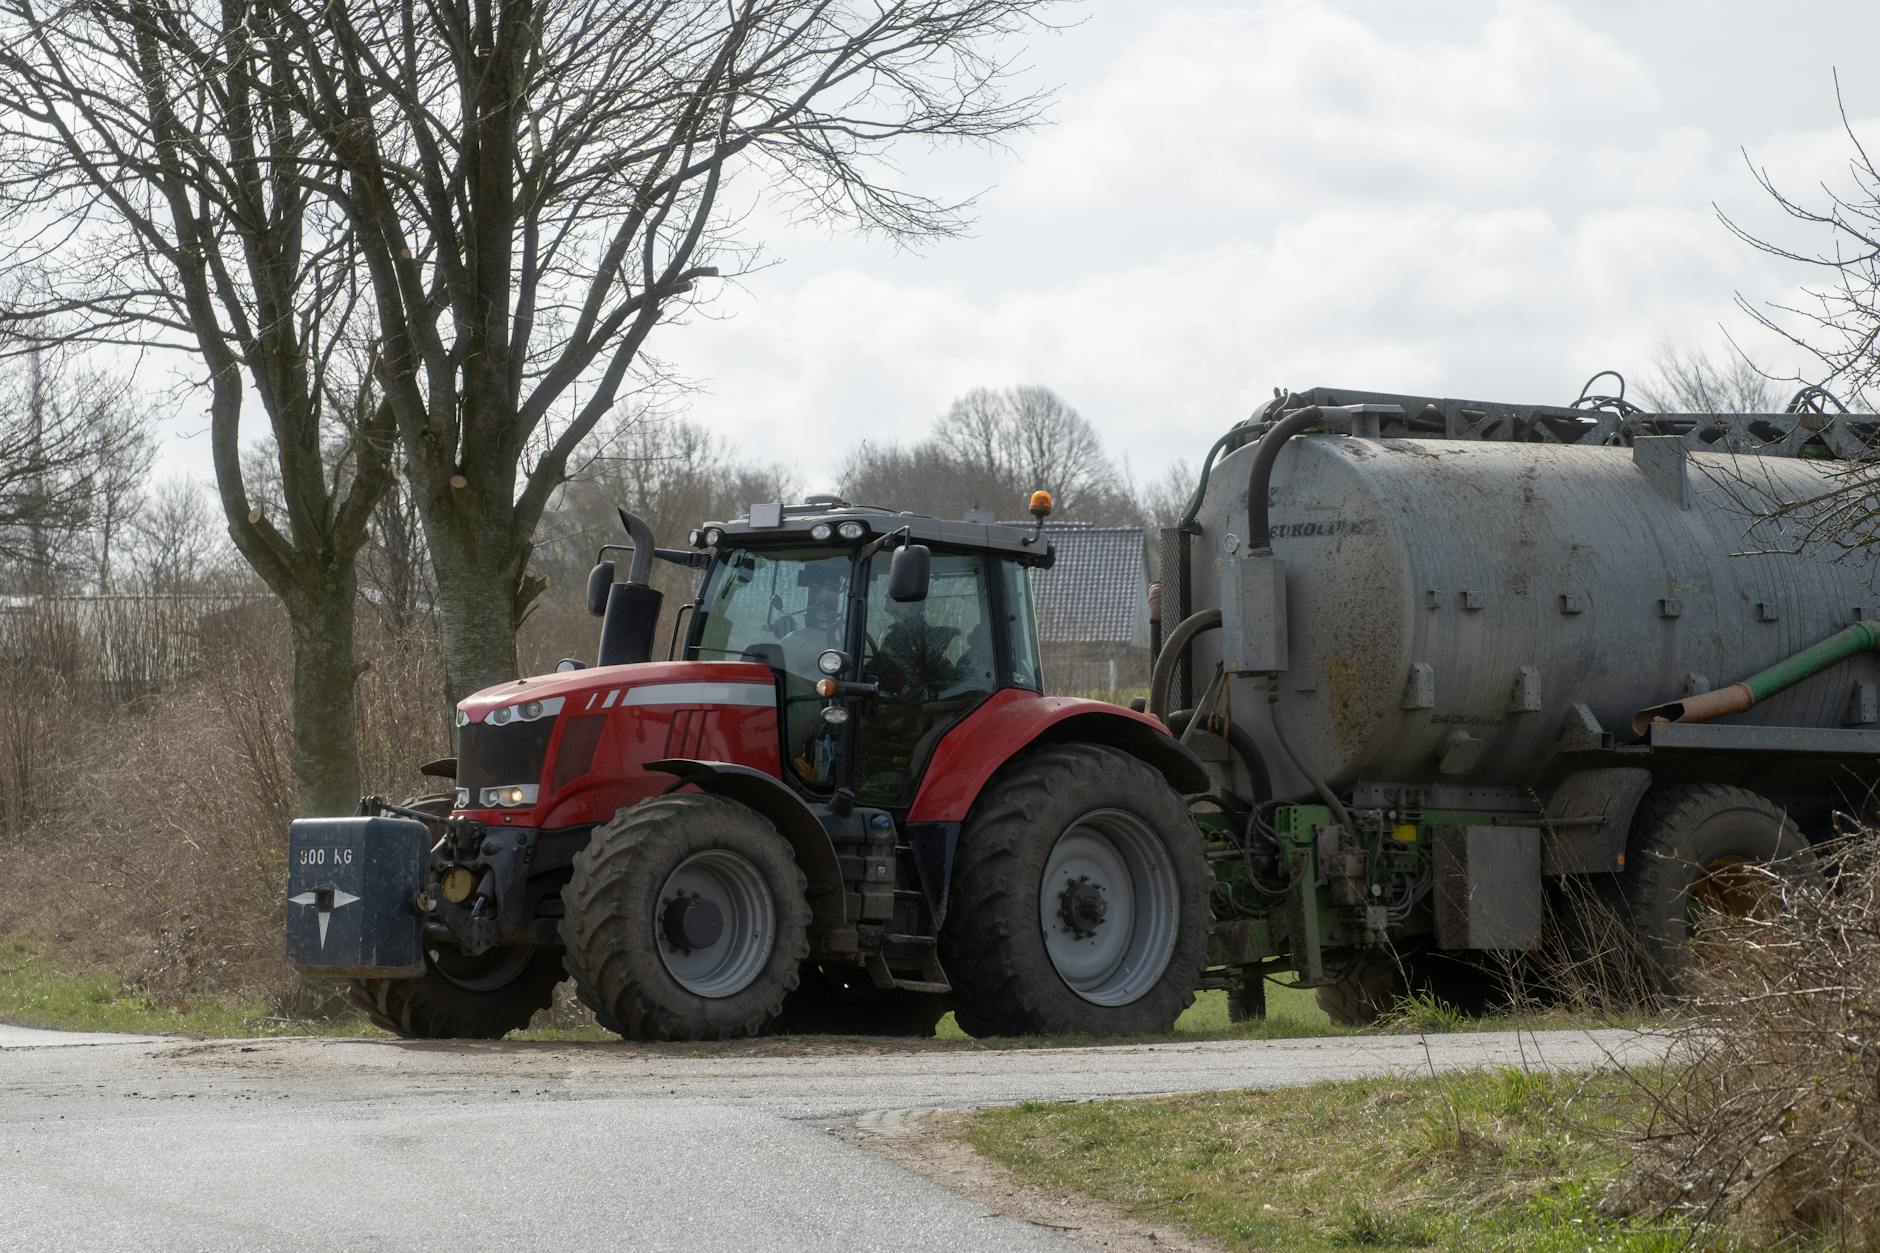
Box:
(589, 508, 663, 666)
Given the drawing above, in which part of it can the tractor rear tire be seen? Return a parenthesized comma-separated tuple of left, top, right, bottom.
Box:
(777, 965, 948, 1037)
(941, 744, 1209, 1037)
(1622, 784, 1818, 1001)
(560, 794, 812, 1042)
(349, 946, 565, 1039)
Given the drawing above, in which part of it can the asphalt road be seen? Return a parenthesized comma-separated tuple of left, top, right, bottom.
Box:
(0, 1025, 1662, 1251)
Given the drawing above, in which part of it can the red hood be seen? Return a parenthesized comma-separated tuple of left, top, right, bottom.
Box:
(457, 660, 774, 723)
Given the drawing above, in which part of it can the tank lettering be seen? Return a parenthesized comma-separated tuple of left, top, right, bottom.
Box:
(1267, 519, 1378, 539)
(1428, 713, 1504, 728)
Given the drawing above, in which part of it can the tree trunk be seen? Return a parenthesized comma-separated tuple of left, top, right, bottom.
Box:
(432, 540, 527, 709)
(286, 576, 364, 817)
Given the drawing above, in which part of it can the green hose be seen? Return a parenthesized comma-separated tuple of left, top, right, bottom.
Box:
(1741, 619, 1880, 701)
(1633, 619, 1880, 734)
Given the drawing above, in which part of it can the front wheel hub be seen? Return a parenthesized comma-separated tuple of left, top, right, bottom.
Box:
(661, 892, 725, 953)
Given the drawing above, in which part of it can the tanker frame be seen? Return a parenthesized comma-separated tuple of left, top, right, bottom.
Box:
(1160, 379, 1880, 1023)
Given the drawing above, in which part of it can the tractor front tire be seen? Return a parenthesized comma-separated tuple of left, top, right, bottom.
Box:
(561, 794, 812, 1042)
(941, 744, 1209, 1037)
(777, 965, 949, 1037)
(349, 946, 564, 1039)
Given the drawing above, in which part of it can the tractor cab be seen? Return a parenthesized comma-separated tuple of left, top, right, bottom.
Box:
(681, 499, 1050, 805)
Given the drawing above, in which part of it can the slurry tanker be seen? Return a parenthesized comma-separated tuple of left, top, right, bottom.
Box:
(288, 377, 1875, 1036)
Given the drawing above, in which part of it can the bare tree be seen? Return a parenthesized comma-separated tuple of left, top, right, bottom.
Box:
(1, 0, 1055, 711)
(0, 5, 438, 812)
(1720, 77, 1880, 410)
(132, 478, 229, 595)
(1638, 345, 1781, 414)
(929, 384, 1122, 516)
(0, 344, 148, 591)
(88, 401, 154, 595)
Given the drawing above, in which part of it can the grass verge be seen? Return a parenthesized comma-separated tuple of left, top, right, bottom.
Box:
(963, 1067, 1712, 1251)
(0, 938, 371, 1039)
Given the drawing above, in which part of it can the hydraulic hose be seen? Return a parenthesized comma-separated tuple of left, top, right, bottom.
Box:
(1149, 608, 1221, 721)
(1167, 707, 1271, 801)
(1246, 406, 1325, 550)
(1632, 619, 1880, 735)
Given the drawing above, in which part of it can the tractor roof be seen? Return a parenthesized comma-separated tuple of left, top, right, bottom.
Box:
(696, 498, 1055, 566)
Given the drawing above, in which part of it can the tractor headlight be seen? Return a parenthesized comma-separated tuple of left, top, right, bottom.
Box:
(479, 784, 539, 808)
(836, 520, 866, 541)
(454, 708, 470, 728)
(810, 522, 833, 541)
(703, 527, 723, 547)
(454, 787, 471, 809)
(817, 648, 847, 676)
(477, 696, 565, 727)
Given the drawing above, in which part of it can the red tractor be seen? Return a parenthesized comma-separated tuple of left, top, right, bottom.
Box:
(287, 495, 1211, 1039)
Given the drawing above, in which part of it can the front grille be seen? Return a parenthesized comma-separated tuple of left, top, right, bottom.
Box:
(458, 718, 555, 795)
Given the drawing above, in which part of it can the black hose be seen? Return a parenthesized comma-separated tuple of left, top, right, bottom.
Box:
(1246, 406, 1325, 550)
(1149, 607, 1221, 721)
(1167, 707, 1271, 802)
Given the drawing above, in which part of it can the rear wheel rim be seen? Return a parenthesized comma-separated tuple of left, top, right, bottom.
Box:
(655, 849, 777, 998)
(1038, 808, 1180, 1007)
(1690, 855, 1780, 921)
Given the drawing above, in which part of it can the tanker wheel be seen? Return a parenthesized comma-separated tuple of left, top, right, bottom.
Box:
(1623, 784, 1818, 1001)
(1314, 951, 1403, 1027)
(941, 744, 1210, 1037)
(1313, 948, 1508, 1027)
(1227, 969, 1267, 1023)
(777, 965, 949, 1038)
(560, 794, 811, 1042)
(349, 944, 565, 1039)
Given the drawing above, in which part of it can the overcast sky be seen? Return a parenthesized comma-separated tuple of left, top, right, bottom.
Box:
(150, 1, 1880, 505)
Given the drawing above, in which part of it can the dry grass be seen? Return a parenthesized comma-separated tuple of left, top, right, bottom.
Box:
(1611, 838, 1880, 1247)
(0, 599, 448, 1012)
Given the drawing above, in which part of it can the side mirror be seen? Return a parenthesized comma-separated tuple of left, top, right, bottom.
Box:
(888, 543, 931, 603)
(586, 561, 615, 617)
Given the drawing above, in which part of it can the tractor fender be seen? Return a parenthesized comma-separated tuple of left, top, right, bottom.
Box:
(906, 690, 1209, 824)
(1540, 766, 1654, 875)
(645, 759, 852, 956)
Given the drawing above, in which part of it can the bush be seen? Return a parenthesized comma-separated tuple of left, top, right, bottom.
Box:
(1614, 837, 1880, 1246)
(0, 598, 445, 1012)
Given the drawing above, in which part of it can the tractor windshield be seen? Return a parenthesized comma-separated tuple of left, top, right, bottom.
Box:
(691, 546, 850, 671)
(690, 546, 851, 780)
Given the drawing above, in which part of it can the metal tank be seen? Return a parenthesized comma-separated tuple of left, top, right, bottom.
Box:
(1180, 420, 1880, 801)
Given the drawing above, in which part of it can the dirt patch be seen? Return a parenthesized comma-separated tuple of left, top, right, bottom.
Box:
(845, 1109, 1222, 1253)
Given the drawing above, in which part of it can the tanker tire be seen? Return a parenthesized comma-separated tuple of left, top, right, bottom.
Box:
(1313, 951, 1403, 1027)
(777, 965, 949, 1037)
(1227, 969, 1267, 1022)
(1314, 949, 1510, 1027)
(560, 794, 811, 1042)
(1623, 784, 1818, 1001)
(348, 946, 564, 1039)
(941, 744, 1209, 1037)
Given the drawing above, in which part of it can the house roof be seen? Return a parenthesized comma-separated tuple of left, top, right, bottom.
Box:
(1023, 523, 1148, 646)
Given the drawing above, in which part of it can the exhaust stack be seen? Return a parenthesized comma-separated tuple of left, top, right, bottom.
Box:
(589, 508, 664, 666)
